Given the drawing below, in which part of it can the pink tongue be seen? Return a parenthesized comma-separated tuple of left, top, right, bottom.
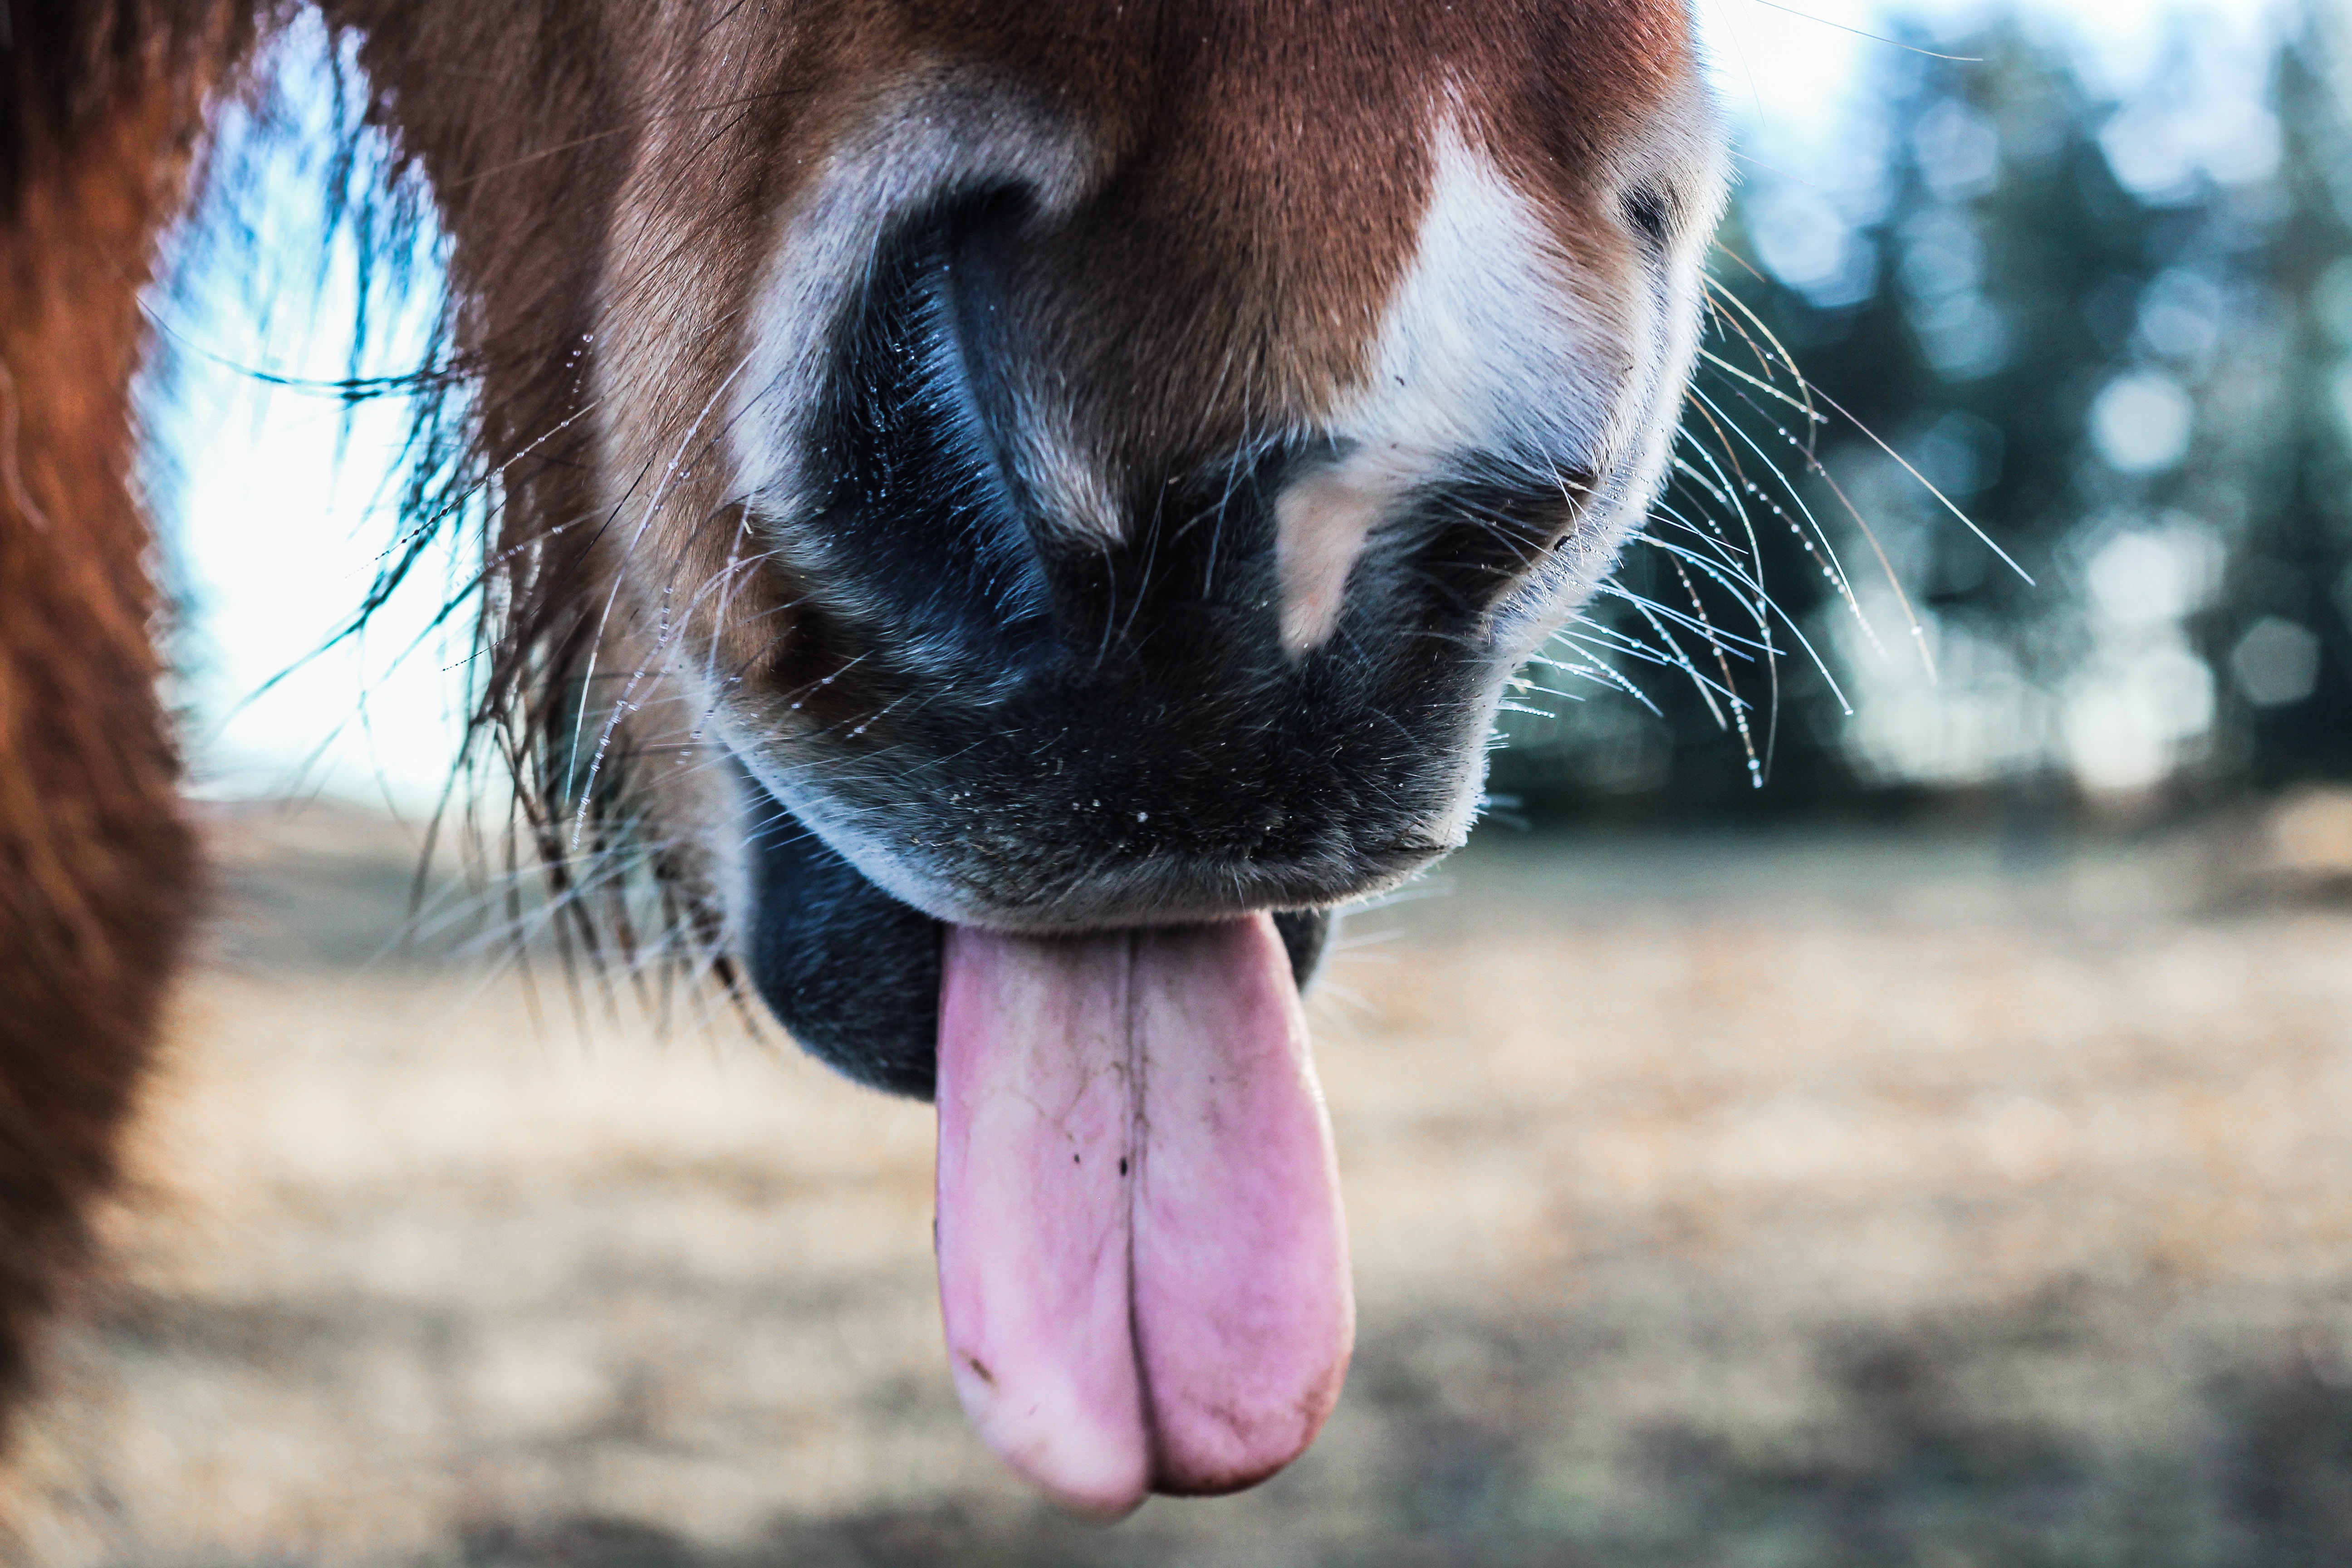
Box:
(934, 914, 1354, 1519)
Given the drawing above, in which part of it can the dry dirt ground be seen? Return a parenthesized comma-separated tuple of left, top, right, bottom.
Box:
(10, 802, 2352, 1566)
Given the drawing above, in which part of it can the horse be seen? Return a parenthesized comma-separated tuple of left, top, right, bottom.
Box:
(0, 0, 1725, 1518)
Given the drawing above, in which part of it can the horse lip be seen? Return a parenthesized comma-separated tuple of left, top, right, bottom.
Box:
(742, 767, 1449, 935)
(901, 839, 1454, 933)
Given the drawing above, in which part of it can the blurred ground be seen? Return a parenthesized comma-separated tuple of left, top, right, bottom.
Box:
(9, 801, 2352, 1565)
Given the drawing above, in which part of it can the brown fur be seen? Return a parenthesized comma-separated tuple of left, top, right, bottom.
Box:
(586, 0, 1691, 667)
(0, 0, 249, 1436)
(303, 0, 1700, 897)
(0, 0, 1702, 1492)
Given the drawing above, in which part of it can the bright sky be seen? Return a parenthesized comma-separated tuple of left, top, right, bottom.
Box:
(164, 0, 2290, 810)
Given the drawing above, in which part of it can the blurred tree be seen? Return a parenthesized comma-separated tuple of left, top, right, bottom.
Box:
(2194, 6, 2352, 791)
(1492, 2, 2352, 823)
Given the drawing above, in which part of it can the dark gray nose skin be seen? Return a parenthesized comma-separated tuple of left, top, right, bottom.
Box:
(735, 194, 1566, 1097)
(746, 784, 1333, 1100)
(746, 792, 942, 1099)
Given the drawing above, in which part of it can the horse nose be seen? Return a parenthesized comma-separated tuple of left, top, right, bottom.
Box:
(1269, 451, 1595, 657)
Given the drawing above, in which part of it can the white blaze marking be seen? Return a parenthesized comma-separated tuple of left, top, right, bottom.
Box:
(1274, 123, 1615, 654)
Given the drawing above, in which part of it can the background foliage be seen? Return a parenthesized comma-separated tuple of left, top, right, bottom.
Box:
(1494, 1, 2352, 826)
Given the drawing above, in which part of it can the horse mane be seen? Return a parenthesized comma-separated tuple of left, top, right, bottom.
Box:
(0, 4, 689, 1477)
(0, 2, 250, 194)
(167, 10, 725, 1009)
(0, 0, 255, 1448)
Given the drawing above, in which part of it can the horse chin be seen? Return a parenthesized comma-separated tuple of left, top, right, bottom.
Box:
(735, 774, 1333, 1101)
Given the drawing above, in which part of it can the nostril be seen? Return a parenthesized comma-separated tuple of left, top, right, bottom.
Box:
(798, 186, 1058, 664)
(1411, 473, 1591, 597)
(1623, 183, 1674, 253)
(939, 189, 1037, 485)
